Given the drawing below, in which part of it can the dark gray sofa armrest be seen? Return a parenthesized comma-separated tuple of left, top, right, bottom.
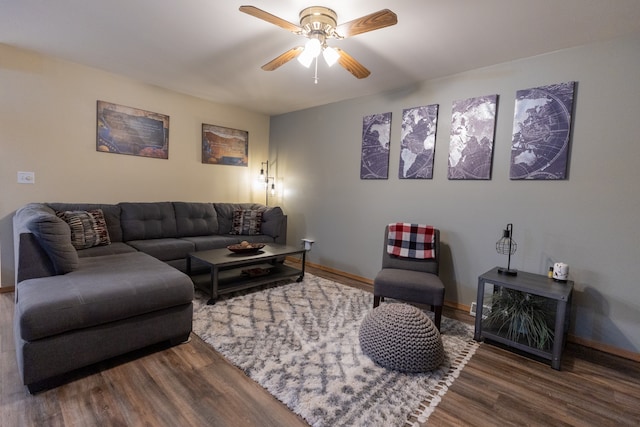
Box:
(274, 215, 287, 245)
(13, 203, 79, 283)
(15, 233, 56, 283)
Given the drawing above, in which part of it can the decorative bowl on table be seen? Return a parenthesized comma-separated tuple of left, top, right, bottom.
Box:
(227, 242, 265, 254)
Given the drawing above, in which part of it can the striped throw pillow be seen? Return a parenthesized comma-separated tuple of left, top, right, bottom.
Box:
(57, 209, 111, 249)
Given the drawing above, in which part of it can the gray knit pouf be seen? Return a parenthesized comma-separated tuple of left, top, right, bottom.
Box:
(359, 303, 444, 372)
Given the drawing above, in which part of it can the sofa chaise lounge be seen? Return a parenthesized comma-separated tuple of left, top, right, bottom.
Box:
(13, 201, 287, 392)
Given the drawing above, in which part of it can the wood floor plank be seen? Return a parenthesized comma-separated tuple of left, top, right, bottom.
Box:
(2, 264, 639, 427)
(429, 342, 640, 426)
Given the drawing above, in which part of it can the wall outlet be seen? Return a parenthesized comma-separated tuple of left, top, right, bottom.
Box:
(17, 171, 35, 184)
(469, 301, 491, 319)
(469, 302, 477, 316)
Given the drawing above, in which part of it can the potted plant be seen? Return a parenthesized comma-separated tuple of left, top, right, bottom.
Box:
(484, 288, 554, 350)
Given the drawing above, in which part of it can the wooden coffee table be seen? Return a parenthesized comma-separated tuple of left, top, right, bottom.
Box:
(186, 244, 306, 304)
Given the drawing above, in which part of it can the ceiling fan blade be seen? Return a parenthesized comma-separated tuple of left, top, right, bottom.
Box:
(335, 9, 398, 38)
(239, 5, 301, 34)
(261, 47, 304, 71)
(335, 48, 371, 79)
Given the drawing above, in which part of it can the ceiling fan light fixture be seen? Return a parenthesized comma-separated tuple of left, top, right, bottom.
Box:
(305, 37, 322, 57)
(322, 46, 340, 67)
(240, 5, 397, 80)
(297, 37, 321, 67)
(297, 50, 314, 67)
(299, 6, 337, 36)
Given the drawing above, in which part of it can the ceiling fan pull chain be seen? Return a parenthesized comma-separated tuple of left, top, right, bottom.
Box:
(313, 56, 319, 84)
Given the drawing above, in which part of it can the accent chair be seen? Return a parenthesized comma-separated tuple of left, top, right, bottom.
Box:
(373, 224, 445, 330)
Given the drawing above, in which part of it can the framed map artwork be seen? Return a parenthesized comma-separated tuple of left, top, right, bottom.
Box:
(96, 100, 169, 159)
(399, 104, 439, 179)
(202, 124, 248, 166)
(509, 81, 576, 180)
(448, 94, 498, 180)
(360, 112, 392, 179)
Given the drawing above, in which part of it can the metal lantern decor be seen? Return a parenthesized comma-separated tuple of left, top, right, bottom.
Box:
(496, 223, 517, 276)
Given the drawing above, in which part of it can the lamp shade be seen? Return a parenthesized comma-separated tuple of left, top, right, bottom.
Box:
(322, 46, 340, 66)
(496, 223, 517, 275)
(297, 38, 322, 67)
(496, 229, 517, 255)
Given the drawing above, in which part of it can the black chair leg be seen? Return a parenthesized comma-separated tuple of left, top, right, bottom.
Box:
(373, 295, 381, 307)
(433, 305, 443, 331)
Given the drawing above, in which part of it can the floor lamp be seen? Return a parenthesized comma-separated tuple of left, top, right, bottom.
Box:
(259, 161, 275, 205)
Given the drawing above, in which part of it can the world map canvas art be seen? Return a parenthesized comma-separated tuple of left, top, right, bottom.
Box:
(96, 101, 169, 159)
(202, 123, 248, 166)
(360, 112, 392, 179)
(509, 81, 576, 180)
(448, 95, 498, 180)
(399, 104, 439, 179)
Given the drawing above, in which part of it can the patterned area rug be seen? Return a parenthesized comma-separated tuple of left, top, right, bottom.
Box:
(192, 273, 478, 427)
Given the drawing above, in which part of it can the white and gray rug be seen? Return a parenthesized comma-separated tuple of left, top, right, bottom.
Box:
(192, 273, 479, 427)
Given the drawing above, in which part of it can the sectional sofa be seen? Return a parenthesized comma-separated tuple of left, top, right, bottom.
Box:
(12, 201, 287, 392)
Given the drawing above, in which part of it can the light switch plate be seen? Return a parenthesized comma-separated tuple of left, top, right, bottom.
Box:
(17, 171, 35, 184)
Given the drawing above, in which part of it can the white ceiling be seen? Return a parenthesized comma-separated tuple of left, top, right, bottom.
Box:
(3, 0, 640, 116)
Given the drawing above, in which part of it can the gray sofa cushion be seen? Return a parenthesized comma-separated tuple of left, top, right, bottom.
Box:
(15, 204, 79, 275)
(180, 235, 242, 251)
(126, 238, 195, 261)
(15, 252, 193, 342)
(174, 202, 218, 237)
(48, 203, 123, 242)
(120, 202, 178, 241)
(77, 242, 138, 258)
(260, 206, 284, 238)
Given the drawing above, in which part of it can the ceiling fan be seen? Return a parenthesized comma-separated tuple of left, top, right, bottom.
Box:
(239, 5, 398, 80)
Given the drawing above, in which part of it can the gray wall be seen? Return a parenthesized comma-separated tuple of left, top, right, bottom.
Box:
(270, 34, 640, 355)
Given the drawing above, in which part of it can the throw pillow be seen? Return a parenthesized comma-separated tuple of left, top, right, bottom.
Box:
(230, 209, 263, 235)
(57, 209, 112, 249)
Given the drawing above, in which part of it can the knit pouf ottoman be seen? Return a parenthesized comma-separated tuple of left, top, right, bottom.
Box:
(359, 303, 444, 372)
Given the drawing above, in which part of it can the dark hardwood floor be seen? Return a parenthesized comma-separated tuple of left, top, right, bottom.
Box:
(2, 265, 639, 426)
